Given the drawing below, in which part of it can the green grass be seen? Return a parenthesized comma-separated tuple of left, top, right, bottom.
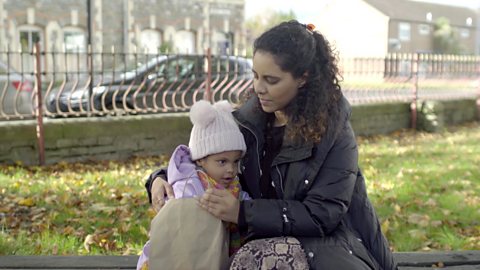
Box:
(358, 122, 480, 251)
(0, 157, 167, 255)
(1, 122, 480, 255)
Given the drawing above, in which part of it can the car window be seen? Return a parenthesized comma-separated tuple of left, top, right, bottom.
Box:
(164, 57, 197, 77)
(116, 62, 145, 73)
(209, 58, 249, 74)
(210, 58, 227, 73)
(146, 63, 166, 77)
(228, 59, 246, 73)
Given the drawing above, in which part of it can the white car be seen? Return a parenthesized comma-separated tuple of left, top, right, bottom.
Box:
(0, 60, 34, 117)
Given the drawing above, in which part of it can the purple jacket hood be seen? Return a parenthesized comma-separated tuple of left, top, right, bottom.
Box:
(167, 145, 205, 199)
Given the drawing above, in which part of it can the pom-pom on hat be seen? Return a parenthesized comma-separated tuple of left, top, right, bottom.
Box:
(189, 100, 246, 161)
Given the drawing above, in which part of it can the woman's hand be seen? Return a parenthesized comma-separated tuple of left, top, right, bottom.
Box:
(195, 189, 240, 224)
(151, 177, 175, 213)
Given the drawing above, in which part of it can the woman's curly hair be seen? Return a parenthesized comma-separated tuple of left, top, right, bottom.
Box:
(243, 20, 343, 144)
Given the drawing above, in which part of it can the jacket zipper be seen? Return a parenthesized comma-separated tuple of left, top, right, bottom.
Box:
(278, 167, 288, 223)
(276, 165, 284, 195)
(282, 207, 289, 223)
(236, 121, 262, 177)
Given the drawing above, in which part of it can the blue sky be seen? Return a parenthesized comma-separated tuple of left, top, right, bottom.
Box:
(244, 0, 479, 22)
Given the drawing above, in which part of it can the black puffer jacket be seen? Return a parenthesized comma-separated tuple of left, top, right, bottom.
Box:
(232, 95, 397, 270)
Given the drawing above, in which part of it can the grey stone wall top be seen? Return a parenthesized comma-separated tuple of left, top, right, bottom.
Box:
(0, 112, 192, 142)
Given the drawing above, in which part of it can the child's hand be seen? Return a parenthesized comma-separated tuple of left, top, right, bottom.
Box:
(152, 177, 175, 213)
(195, 189, 239, 224)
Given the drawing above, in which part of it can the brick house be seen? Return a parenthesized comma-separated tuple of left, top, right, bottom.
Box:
(0, 0, 246, 72)
(312, 0, 478, 56)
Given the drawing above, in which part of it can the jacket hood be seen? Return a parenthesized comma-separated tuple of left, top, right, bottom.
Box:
(167, 145, 205, 198)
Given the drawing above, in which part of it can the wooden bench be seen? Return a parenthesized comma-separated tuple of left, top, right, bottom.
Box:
(0, 251, 479, 269)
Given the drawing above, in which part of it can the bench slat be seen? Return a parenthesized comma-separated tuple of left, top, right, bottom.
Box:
(399, 266, 480, 270)
(0, 255, 138, 268)
(394, 251, 480, 267)
(1, 251, 480, 269)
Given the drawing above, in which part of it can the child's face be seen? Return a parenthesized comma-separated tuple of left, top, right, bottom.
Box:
(196, 150, 242, 188)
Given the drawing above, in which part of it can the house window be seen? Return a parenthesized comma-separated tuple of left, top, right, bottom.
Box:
(141, 29, 162, 54)
(175, 30, 195, 54)
(214, 32, 233, 55)
(467, 17, 473, 26)
(418, 24, 430, 35)
(399, 23, 411, 41)
(63, 27, 86, 52)
(460, 28, 470, 38)
(426, 12, 432, 22)
(18, 25, 44, 73)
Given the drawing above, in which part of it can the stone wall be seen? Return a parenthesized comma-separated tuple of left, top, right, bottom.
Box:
(350, 102, 412, 136)
(442, 99, 478, 125)
(0, 99, 478, 166)
(0, 114, 192, 165)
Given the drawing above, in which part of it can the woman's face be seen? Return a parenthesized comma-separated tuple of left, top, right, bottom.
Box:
(252, 51, 306, 114)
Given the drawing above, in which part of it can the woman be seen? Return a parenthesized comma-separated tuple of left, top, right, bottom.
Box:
(145, 21, 397, 270)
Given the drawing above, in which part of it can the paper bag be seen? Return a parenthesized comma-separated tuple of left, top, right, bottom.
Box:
(149, 171, 230, 270)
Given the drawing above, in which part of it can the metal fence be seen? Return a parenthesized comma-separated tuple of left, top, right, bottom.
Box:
(1, 46, 480, 121)
(340, 53, 479, 104)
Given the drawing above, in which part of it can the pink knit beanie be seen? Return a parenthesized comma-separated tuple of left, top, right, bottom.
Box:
(188, 100, 247, 161)
(189, 100, 247, 161)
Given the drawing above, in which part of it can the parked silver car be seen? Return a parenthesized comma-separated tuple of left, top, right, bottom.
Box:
(0, 60, 34, 117)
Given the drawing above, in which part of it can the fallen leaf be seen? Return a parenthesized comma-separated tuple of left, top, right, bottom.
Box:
(413, 198, 423, 205)
(409, 229, 427, 239)
(123, 247, 134, 255)
(121, 222, 131, 233)
(31, 213, 44, 221)
(444, 220, 458, 227)
(63, 226, 75, 236)
(381, 219, 390, 235)
(431, 220, 443, 228)
(105, 240, 117, 251)
(30, 207, 46, 216)
(394, 204, 401, 213)
(99, 230, 113, 240)
(147, 208, 157, 218)
(438, 262, 444, 267)
(425, 198, 439, 207)
(44, 196, 59, 205)
(442, 209, 451, 216)
(140, 225, 149, 236)
(84, 235, 96, 253)
(408, 213, 430, 227)
(52, 244, 58, 255)
(90, 203, 116, 213)
(66, 197, 81, 208)
(18, 198, 35, 207)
